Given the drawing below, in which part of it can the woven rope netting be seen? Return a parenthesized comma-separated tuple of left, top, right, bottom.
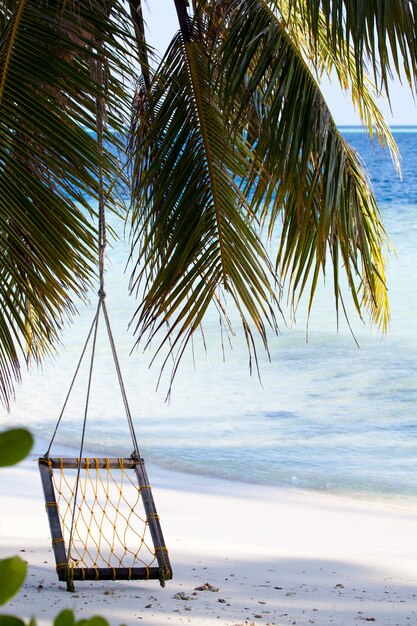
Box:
(48, 458, 158, 574)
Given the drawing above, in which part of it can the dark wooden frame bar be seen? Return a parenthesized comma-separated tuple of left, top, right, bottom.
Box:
(64, 566, 162, 581)
(38, 458, 68, 576)
(134, 458, 172, 581)
(38, 457, 172, 585)
(45, 457, 141, 469)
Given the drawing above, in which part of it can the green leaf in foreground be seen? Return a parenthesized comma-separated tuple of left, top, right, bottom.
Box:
(0, 429, 33, 467)
(0, 557, 27, 605)
(0, 616, 26, 626)
(54, 610, 75, 626)
(76, 618, 110, 626)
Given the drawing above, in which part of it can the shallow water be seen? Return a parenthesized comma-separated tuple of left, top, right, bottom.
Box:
(4, 129, 417, 503)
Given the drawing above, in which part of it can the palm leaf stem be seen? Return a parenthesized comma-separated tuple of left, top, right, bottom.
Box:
(171, 6, 231, 291)
(0, 0, 26, 106)
(128, 0, 151, 89)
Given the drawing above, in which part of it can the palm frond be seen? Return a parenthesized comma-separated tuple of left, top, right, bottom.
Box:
(0, 0, 135, 407)
(129, 21, 280, 384)
(217, 0, 390, 329)
(277, 0, 400, 172)
(286, 0, 417, 99)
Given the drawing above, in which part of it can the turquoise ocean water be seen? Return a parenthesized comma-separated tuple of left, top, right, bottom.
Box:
(4, 128, 417, 503)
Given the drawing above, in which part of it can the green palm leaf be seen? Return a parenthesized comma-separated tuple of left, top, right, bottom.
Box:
(0, 0, 134, 407)
(217, 0, 390, 329)
(287, 0, 417, 98)
(129, 20, 280, 383)
(277, 0, 400, 171)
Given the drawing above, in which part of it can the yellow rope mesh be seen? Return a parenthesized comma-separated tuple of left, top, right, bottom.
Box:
(48, 458, 157, 571)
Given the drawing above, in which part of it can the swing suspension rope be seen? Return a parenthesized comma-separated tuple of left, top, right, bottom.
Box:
(45, 55, 140, 461)
(41, 54, 168, 588)
(45, 51, 140, 452)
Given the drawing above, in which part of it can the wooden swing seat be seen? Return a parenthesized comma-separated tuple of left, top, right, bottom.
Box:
(39, 455, 172, 585)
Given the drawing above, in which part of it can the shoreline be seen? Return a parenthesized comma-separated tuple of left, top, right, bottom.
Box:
(23, 431, 417, 511)
(2, 449, 417, 625)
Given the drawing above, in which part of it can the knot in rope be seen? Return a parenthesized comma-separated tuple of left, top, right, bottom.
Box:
(98, 288, 106, 300)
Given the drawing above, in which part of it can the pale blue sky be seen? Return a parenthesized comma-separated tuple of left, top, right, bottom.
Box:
(143, 1, 417, 126)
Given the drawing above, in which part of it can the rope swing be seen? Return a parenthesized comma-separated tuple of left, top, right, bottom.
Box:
(38, 54, 171, 593)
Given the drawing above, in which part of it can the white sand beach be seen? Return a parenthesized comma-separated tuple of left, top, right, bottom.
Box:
(2, 447, 417, 626)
